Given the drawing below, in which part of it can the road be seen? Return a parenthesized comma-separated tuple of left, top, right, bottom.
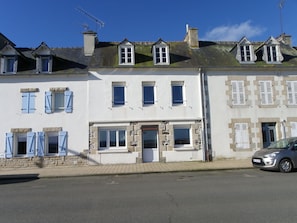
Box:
(1, 169, 297, 223)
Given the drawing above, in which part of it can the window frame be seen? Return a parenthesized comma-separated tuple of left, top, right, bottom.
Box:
(171, 82, 184, 105)
(173, 125, 192, 148)
(45, 90, 73, 113)
(234, 123, 250, 149)
(118, 45, 134, 65)
(1, 55, 17, 74)
(112, 83, 126, 106)
(142, 82, 155, 106)
(287, 81, 297, 105)
(98, 128, 127, 150)
(153, 44, 170, 65)
(37, 55, 52, 73)
(259, 80, 273, 105)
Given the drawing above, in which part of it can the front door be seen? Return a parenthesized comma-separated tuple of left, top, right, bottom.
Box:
(262, 123, 276, 148)
(142, 126, 159, 162)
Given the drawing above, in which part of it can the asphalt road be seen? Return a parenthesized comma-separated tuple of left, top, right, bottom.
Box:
(1, 169, 297, 223)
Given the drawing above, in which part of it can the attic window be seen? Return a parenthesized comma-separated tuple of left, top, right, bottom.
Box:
(37, 55, 52, 73)
(118, 40, 134, 65)
(1, 55, 18, 74)
(240, 45, 251, 62)
(153, 40, 170, 65)
(236, 37, 256, 63)
(262, 37, 283, 64)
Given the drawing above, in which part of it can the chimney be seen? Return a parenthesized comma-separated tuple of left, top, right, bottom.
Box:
(184, 25, 199, 48)
(277, 33, 292, 47)
(83, 31, 97, 56)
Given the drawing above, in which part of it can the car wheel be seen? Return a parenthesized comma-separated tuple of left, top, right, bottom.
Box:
(279, 159, 293, 173)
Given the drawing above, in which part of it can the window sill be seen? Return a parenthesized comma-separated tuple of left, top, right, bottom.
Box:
(98, 149, 129, 153)
(174, 147, 195, 151)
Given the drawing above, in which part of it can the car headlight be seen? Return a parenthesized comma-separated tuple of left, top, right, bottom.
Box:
(264, 152, 279, 159)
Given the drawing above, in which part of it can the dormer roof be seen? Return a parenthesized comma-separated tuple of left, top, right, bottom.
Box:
(32, 42, 55, 56)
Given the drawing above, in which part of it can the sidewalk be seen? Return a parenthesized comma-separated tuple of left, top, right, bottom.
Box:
(0, 159, 253, 179)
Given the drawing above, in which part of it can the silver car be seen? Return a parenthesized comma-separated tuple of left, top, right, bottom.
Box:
(252, 137, 297, 173)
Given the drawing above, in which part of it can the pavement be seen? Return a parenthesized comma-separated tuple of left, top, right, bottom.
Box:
(0, 158, 253, 179)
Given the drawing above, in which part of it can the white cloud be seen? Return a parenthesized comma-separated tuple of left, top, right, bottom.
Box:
(202, 20, 266, 41)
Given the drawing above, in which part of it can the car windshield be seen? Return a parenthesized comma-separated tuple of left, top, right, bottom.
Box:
(267, 138, 297, 149)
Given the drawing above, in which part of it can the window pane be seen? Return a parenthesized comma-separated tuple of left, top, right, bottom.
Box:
(17, 135, 27, 155)
(48, 135, 58, 153)
(119, 130, 126, 147)
(113, 86, 125, 105)
(110, 130, 116, 147)
(54, 92, 64, 111)
(6, 58, 15, 72)
(174, 128, 190, 145)
(172, 85, 183, 104)
(143, 86, 154, 104)
(143, 130, 157, 148)
(41, 57, 49, 72)
(99, 131, 107, 148)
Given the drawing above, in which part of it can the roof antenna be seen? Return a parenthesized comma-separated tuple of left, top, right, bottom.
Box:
(76, 7, 105, 32)
(279, 0, 286, 34)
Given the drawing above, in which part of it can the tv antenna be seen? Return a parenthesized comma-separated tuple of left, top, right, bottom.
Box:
(76, 7, 104, 32)
(279, 0, 286, 34)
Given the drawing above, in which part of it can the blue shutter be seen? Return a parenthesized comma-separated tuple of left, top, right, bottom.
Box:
(26, 132, 36, 157)
(37, 132, 45, 157)
(45, 91, 52, 113)
(29, 93, 35, 113)
(22, 93, 29, 113)
(5, 133, 13, 158)
(58, 131, 67, 156)
(64, 90, 73, 113)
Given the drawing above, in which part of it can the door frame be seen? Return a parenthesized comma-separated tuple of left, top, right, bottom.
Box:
(141, 126, 159, 162)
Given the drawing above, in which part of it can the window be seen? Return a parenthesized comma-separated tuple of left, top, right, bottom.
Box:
(153, 40, 170, 65)
(234, 123, 250, 149)
(259, 81, 273, 105)
(99, 129, 126, 150)
(287, 81, 297, 105)
(22, 92, 36, 113)
(5, 132, 36, 158)
(266, 46, 277, 62)
(172, 82, 184, 105)
(143, 82, 155, 105)
(45, 90, 73, 113)
(37, 56, 52, 73)
(119, 46, 134, 65)
(240, 45, 251, 62)
(231, 81, 245, 105)
(113, 83, 125, 106)
(174, 126, 191, 147)
(1, 56, 17, 74)
(37, 131, 68, 156)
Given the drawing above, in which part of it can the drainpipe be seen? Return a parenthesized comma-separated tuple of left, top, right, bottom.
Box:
(200, 68, 211, 161)
(282, 120, 287, 139)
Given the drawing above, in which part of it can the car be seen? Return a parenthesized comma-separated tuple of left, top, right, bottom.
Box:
(252, 137, 297, 173)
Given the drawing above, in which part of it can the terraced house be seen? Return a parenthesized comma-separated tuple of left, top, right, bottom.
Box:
(0, 26, 297, 167)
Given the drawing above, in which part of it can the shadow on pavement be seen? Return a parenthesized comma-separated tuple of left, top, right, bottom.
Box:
(0, 174, 39, 185)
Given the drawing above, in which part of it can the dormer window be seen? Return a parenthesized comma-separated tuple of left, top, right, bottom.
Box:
(0, 43, 19, 74)
(37, 55, 52, 73)
(33, 42, 54, 73)
(153, 39, 170, 65)
(235, 37, 256, 63)
(1, 56, 17, 74)
(262, 37, 283, 64)
(118, 39, 134, 65)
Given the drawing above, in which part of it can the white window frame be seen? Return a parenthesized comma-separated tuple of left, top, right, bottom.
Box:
(234, 123, 250, 149)
(173, 125, 192, 149)
(171, 81, 185, 105)
(119, 45, 134, 65)
(287, 81, 297, 105)
(259, 81, 273, 105)
(98, 128, 127, 150)
(14, 133, 27, 157)
(142, 82, 156, 106)
(37, 55, 52, 73)
(240, 45, 251, 62)
(153, 44, 170, 65)
(231, 80, 245, 105)
(112, 82, 126, 106)
(45, 132, 59, 155)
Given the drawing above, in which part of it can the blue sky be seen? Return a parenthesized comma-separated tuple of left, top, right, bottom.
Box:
(1, 0, 296, 47)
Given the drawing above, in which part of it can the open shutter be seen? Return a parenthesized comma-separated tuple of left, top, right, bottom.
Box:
(26, 132, 36, 157)
(64, 90, 73, 113)
(22, 92, 29, 113)
(29, 93, 35, 113)
(45, 91, 52, 113)
(37, 132, 45, 157)
(5, 133, 13, 158)
(58, 131, 67, 156)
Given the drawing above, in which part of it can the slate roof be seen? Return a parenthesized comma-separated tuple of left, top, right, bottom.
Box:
(89, 39, 297, 69)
